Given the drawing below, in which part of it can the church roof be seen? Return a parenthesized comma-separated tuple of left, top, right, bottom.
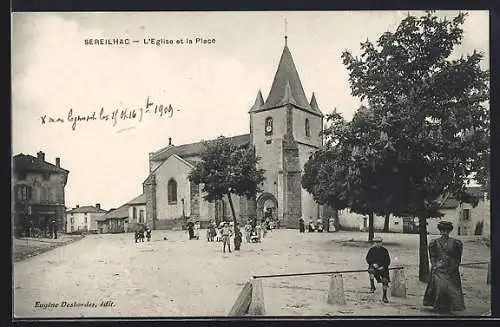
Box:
(150, 134, 250, 162)
(252, 45, 322, 116)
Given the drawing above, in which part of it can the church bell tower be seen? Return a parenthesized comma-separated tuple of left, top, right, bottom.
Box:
(249, 31, 323, 228)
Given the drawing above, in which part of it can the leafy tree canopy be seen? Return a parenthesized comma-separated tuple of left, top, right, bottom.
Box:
(188, 136, 266, 203)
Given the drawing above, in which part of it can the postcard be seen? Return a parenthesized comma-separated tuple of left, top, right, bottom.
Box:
(11, 10, 491, 318)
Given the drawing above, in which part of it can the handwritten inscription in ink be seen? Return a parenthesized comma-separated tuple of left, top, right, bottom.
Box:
(40, 97, 176, 131)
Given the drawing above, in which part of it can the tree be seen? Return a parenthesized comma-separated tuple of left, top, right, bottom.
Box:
(341, 11, 489, 281)
(302, 111, 350, 230)
(303, 107, 401, 241)
(344, 105, 402, 241)
(188, 136, 266, 248)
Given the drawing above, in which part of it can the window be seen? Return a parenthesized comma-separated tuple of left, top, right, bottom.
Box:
(265, 117, 273, 136)
(40, 186, 48, 201)
(16, 186, 32, 201)
(168, 179, 177, 204)
(462, 209, 471, 221)
(17, 172, 27, 180)
(305, 118, 310, 137)
(133, 207, 137, 220)
(85, 217, 88, 224)
(42, 173, 50, 181)
(139, 210, 144, 223)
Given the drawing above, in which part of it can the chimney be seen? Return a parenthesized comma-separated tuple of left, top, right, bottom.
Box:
(168, 137, 172, 145)
(37, 151, 45, 161)
(55, 157, 60, 168)
(96, 203, 101, 210)
(76, 205, 79, 208)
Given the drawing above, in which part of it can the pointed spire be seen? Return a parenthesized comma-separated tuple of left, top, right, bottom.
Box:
(261, 45, 312, 111)
(310, 92, 319, 111)
(249, 89, 264, 112)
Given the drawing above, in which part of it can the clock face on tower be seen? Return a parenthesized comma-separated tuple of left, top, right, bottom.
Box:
(265, 117, 273, 136)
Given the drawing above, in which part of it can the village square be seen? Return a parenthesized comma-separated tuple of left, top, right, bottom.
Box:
(12, 11, 491, 318)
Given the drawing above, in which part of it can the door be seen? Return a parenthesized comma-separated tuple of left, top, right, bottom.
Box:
(403, 217, 415, 234)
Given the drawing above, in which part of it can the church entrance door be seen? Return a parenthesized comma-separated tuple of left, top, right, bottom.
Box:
(256, 193, 278, 224)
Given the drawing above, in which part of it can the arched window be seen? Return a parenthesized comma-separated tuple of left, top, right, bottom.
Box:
(168, 178, 177, 204)
(265, 117, 273, 136)
(305, 118, 310, 137)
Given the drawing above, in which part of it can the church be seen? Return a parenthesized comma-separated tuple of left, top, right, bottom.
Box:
(141, 38, 330, 230)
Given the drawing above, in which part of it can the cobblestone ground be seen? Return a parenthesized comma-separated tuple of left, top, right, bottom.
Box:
(13, 230, 491, 318)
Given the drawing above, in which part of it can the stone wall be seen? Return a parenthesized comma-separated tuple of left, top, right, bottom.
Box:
(283, 135, 302, 228)
(143, 175, 157, 229)
(190, 183, 200, 220)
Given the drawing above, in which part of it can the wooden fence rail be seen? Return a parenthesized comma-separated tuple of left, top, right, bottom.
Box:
(231, 261, 491, 316)
(253, 266, 404, 279)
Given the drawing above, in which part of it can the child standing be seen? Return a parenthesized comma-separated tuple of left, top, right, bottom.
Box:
(222, 222, 233, 253)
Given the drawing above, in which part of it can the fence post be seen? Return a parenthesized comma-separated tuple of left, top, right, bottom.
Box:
(228, 280, 253, 316)
(248, 278, 265, 315)
(327, 273, 346, 305)
(390, 268, 407, 298)
(487, 262, 491, 285)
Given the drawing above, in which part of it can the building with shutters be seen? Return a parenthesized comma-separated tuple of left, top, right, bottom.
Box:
(12, 151, 69, 237)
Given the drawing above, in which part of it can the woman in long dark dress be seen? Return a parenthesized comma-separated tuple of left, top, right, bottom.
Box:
(299, 218, 305, 233)
(187, 221, 195, 240)
(423, 221, 465, 313)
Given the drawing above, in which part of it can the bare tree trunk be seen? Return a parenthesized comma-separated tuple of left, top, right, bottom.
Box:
(383, 213, 390, 232)
(227, 193, 241, 250)
(227, 193, 238, 232)
(368, 212, 374, 241)
(418, 216, 430, 282)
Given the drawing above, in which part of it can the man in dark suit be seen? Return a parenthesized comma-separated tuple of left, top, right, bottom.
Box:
(366, 236, 391, 303)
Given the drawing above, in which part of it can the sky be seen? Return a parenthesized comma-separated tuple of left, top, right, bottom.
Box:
(11, 11, 490, 210)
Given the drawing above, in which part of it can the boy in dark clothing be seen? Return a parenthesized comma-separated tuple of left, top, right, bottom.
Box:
(366, 236, 391, 303)
(51, 219, 58, 239)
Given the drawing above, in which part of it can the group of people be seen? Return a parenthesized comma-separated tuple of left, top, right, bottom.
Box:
(203, 220, 243, 253)
(365, 220, 465, 313)
(24, 218, 59, 239)
(134, 226, 151, 243)
(203, 217, 276, 252)
(299, 217, 337, 233)
(187, 221, 201, 240)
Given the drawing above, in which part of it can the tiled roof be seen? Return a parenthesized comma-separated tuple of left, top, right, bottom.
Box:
(440, 197, 461, 209)
(465, 186, 485, 198)
(150, 134, 250, 162)
(67, 205, 107, 214)
(439, 186, 486, 209)
(254, 45, 322, 116)
(13, 154, 69, 174)
(96, 204, 129, 221)
(127, 193, 146, 205)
